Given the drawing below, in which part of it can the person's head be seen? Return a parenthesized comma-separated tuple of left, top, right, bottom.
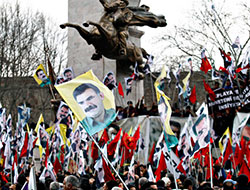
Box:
(183, 178, 193, 190)
(36, 69, 47, 81)
(56, 77, 64, 84)
(57, 104, 69, 119)
(214, 81, 220, 88)
(64, 69, 73, 81)
(227, 52, 231, 57)
(127, 101, 133, 107)
(170, 121, 181, 139)
(138, 177, 148, 190)
(63, 175, 79, 190)
(158, 96, 168, 122)
(223, 179, 236, 190)
(73, 83, 105, 120)
(50, 181, 60, 190)
(237, 174, 249, 187)
(103, 180, 118, 190)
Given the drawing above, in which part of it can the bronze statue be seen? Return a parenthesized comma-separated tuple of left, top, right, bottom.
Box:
(60, 0, 167, 73)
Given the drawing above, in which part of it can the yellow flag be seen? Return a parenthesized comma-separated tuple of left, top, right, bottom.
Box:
(182, 72, 191, 92)
(219, 127, 232, 153)
(55, 70, 117, 136)
(33, 64, 51, 87)
(35, 114, 44, 133)
(154, 66, 178, 150)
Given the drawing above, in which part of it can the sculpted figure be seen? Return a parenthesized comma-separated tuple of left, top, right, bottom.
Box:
(60, 0, 167, 73)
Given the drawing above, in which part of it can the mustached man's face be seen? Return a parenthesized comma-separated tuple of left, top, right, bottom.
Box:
(76, 88, 105, 119)
(37, 70, 47, 81)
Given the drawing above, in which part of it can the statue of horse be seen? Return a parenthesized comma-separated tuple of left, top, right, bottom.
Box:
(60, 1, 167, 73)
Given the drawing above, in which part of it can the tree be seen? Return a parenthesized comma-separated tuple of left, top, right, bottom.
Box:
(153, 0, 250, 71)
(0, 2, 67, 124)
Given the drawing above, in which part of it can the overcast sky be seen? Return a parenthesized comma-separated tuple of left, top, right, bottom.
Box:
(2, 0, 250, 69)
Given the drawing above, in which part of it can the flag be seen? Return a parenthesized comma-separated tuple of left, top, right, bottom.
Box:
(33, 63, 51, 87)
(189, 85, 196, 104)
(155, 151, 167, 181)
(107, 128, 122, 156)
(55, 70, 116, 136)
(94, 158, 104, 184)
(17, 103, 30, 127)
(118, 82, 124, 98)
(219, 66, 229, 75)
(28, 166, 37, 190)
(102, 157, 115, 182)
(211, 69, 222, 81)
(148, 165, 156, 182)
(200, 49, 212, 73)
(155, 90, 178, 150)
(20, 132, 29, 158)
(232, 36, 241, 49)
(103, 71, 117, 91)
(182, 72, 191, 93)
(47, 58, 57, 86)
(45, 139, 49, 168)
(219, 128, 233, 165)
(127, 155, 135, 183)
(53, 156, 62, 173)
(35, 114, 44, 133)
(124, 77, 133, 95)
(99, 128, 109, 147)
(191, 104, 211, 156)
(203, 80, 216, 101)
(148, 143, 156, 166)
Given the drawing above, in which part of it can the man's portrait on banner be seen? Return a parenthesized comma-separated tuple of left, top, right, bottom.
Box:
(73, 83, 116, 135)
(192, 114, 210, 152)
(33, 64, 51, 87)
(158, 95, 168, 124)
(55, 70, 116, 136)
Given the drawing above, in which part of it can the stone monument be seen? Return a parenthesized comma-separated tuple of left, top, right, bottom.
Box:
(66, 0, 166, 105)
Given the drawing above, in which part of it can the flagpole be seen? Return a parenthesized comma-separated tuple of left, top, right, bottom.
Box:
(89, 134, 129, 190)
(209, 142, 213, 188)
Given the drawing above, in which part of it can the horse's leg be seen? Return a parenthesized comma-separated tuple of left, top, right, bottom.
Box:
(60, 23, 92, 44)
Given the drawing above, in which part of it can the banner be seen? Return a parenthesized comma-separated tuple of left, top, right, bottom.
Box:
(207, 84, 250, 113)
(55, 70, 116, 136)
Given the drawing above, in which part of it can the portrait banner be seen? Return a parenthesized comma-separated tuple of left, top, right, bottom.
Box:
(33, 64, 51, 87)
(55, 70, 116, 136)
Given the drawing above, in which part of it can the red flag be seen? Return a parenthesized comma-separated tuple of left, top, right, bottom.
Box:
(107, 128, 122, 156)
(148, 143, 155, 165)
(238, 160, 250, 182)
(118, 82, 124, 98)
(60, 145, 65, 165)
(91, 141, 99, 162)
(155, 152, 167, 181)
(99, 129, 109, 147)
(219, 66, 229, 75)
(53, 156, 62, 173)
(20, 132, 29, 158)
(177, 159, 186, 176)
(236, 68, 243, 73)
(189, 85, 196, 104)
(33, 137, 38, 148)
(200, 57, 212, 74)
(12, 150, 18, 171)
(203, 80, 216, 101)
(222, 139, 233, 165)
(102, 157, 116, 182)
(45, 139, 49, 168)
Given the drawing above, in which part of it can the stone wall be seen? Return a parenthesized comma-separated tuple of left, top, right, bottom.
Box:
(144, 71, 214, 110)
(0, 77, 55, 126)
